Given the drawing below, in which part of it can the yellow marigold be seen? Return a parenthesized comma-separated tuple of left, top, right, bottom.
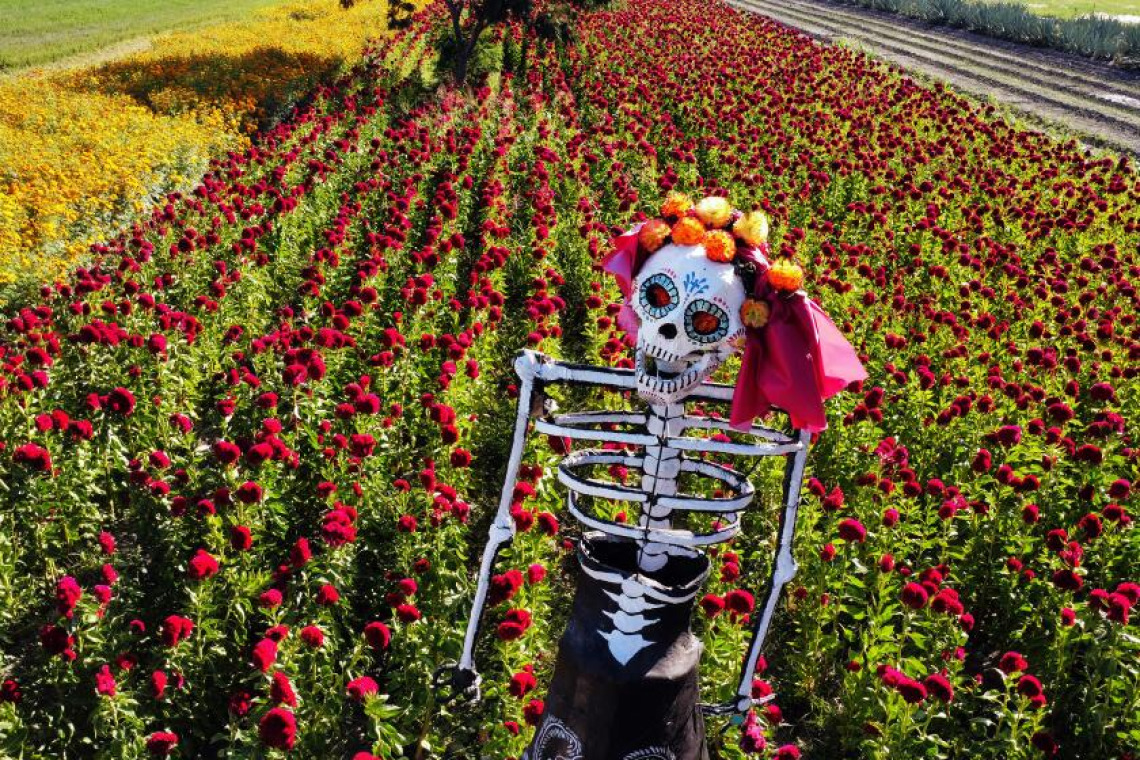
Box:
(733, 210, 769, 247)
(741, 299, 771, 328)
(703, 230, 736, 263)
(661, 192, 693, 220)
(638, 219, 671, 253)
(769, 259, 805, 292)
(695, 196, 733, 228)
(671, 216, 707, 246)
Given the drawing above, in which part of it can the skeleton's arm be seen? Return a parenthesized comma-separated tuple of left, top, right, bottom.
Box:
(702, 428, 812, 716)
(440, 350, 640, 700)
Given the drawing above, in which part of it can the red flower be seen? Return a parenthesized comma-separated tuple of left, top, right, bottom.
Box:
(1017, 674, 1043, 698)
(1031, 731, 1058, 756)
(13, 443, 52, 474)
(395, 603, 421, 622)
(95, 664, 117, 697)
(774, 746, 801, 760)
(895, 677, 926, 704)
(509, 669, 537, 698)
(999, 651, 1028, 674)
(151, 670, 168, 700)
(230, 525, 253, 551)
(161, 615, 194, 647)
(0, 679, 20, 704)
(55, 576, 82, 617)
(146, 732, 179, 756)
(923, 673, 954, 702)
(39, 625, 73, 658)
(900, 582, 928, 610)
(497, 608, 532, 641)
(363, 621, 391, 650)
(837, 518, 866, 543)
(106, 387, 136, 416)
(700, 593, 726, 618)
(258, 708, 296, 750)
(346, 676, 379, 701)
(187, 549, 219, 580)
(527, 563, 546, 584)
(271, 672, 298, 706)
(725, 589, 755, 616)
(489, 569, 524, 605)
(300, 626, 324, 647)
(259, 589, 283, 609)
(523, 698, 545, 725)
(235, 481, 263, 504)
(290, 538, 312, 568)
(252, 638, 278, 673)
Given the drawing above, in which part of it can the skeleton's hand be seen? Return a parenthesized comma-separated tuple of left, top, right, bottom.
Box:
(433, 663, 482, 704)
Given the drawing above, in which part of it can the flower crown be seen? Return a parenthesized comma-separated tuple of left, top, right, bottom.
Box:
(635, 193, 805, 329)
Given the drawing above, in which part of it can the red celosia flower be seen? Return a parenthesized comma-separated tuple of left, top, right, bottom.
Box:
(346, 676, 379, 701)
(161, 615, 194, 647)
(497, 608, 532, 641)
(900, 582, 929, 610)
(271, 672, 298, 706)
(999, 651, 1028, 674)
(363, 621, 391, 650)
(837, 518, 867, 543)
(725, 589, 755, 616)
(258, 708, 296, 750)
(252, 638, 278, 673)
(300, 626, 324, 647)
(187, 549, 219, 580)
(146, 732, 179, 756)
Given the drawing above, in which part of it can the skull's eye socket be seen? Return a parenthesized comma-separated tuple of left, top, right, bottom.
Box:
(638, 273, 678, 319)
(692, 311, 719, 334)
(647, 284, 671, 308)
(684, 299, 729, 344)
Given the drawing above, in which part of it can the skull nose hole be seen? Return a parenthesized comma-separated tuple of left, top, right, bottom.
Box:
(658, 323, 678, 339)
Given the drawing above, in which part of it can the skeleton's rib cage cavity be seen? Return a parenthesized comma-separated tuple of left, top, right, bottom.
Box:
(545, 402, 804, 664)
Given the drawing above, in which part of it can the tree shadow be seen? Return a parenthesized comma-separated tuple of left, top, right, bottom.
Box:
(65, 47, 346, 133)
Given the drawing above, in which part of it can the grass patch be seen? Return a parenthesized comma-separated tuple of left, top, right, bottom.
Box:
(0, 0, 284, 70)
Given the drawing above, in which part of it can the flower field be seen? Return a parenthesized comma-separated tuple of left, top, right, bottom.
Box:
(0, 0, 395, 297)
(0, 0, 1137, 756)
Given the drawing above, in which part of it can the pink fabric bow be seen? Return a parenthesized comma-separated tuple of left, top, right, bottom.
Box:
(601, 226, 867, 433)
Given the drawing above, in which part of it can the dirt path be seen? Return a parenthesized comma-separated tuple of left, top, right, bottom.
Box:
(729, 0, 1140, 155)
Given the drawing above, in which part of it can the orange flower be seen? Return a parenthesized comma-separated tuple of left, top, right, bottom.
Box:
(661, 192, 693, 220)
(671, 216, 706, 246)
(637, 219, 671, 253)
(741, 299, 771, 328)
(703, 230, 736, 263)
(768, 259, 805, 292)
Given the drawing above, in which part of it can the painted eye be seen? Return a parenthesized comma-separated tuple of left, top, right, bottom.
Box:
(638, 273, 678, 318)
(684, 299, 729, 344)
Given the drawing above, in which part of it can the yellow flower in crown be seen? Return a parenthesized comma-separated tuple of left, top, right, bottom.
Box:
(671, 216, 707, 246)
(733, 210, 769, 247)
(660, 192, 693, 220)
(741, 298, 771, 328)
(769, 258, 805, 292)
(695, 196, 732, 229)
(703, 230, 736, 263)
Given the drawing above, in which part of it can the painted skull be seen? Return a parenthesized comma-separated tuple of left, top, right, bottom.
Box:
(631, 242, 746, 406)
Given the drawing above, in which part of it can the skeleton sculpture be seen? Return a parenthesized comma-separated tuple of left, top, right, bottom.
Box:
(438, 195, 866, 759)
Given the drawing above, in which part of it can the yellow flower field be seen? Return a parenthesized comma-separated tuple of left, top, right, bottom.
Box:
(0, 0, 393, 295)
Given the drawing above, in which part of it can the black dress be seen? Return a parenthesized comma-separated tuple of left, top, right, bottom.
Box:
(523, 533, 711, 760)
